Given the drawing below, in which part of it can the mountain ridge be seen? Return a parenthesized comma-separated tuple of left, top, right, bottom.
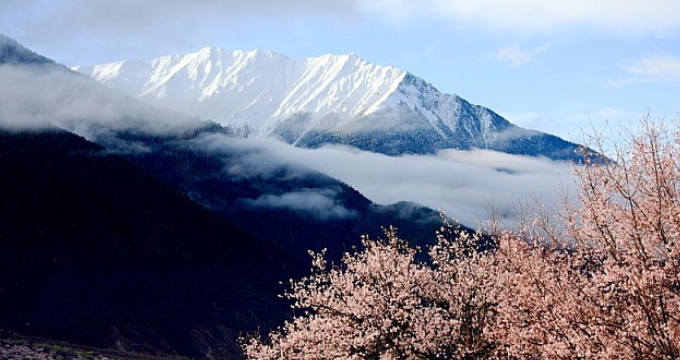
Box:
(74, 47, 586, 160)
(0, 33, 59, 66)
(73, 48, 406, 134)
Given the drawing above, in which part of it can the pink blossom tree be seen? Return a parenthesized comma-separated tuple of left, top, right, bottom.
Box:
(242, 225, 502, 359)
(243, 116, 680, 359)
(492, 118, 680, 359)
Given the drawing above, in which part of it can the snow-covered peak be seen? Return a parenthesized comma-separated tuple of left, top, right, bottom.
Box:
(74, 48, 408, 134)
(74, 47, 585, 160)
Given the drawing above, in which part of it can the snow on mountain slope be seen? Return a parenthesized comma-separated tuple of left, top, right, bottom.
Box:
(74, 48, 584, 160)
(74, 48, 405, 133)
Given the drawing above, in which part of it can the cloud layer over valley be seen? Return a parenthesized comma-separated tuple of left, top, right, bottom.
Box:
(195, 134, 576, 227)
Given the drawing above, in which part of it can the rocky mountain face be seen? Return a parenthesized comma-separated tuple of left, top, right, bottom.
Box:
(75, 47, 584, 160)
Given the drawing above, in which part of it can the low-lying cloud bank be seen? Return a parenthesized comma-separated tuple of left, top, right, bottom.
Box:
(0, 64, 201, 137)
(244, 188, 359, 221)
(197, 135, 577, 227)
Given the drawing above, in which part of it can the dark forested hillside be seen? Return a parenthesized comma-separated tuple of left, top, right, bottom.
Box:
(0, 128, 305, 359)
(0, 33, 58, 66)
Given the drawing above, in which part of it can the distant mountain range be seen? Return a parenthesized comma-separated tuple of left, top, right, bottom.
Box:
(0, 34, 450, 359)
(74, 47, 585, 160)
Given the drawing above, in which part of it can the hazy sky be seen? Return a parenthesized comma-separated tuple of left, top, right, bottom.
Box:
(2, 0, 679, 140)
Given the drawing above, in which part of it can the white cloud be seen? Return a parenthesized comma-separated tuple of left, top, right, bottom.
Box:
(0, 64, 200, 136)
(245, 189, 359, 221)
(0, 0, 362, 65)
(197, 135, 576, 228)
(7, 0, 680, 53)
(607, 54, 680, 87)
(1, 0, 359, 42)
(623, 54, 680, 80)
(364, 0, 680, 35)
(489, 44, 549, 66)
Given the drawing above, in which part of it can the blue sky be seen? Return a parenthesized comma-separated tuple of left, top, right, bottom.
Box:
(2, 0, 679, 141)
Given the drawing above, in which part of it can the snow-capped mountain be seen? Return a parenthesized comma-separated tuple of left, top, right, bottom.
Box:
(74, 47, 583, 160)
